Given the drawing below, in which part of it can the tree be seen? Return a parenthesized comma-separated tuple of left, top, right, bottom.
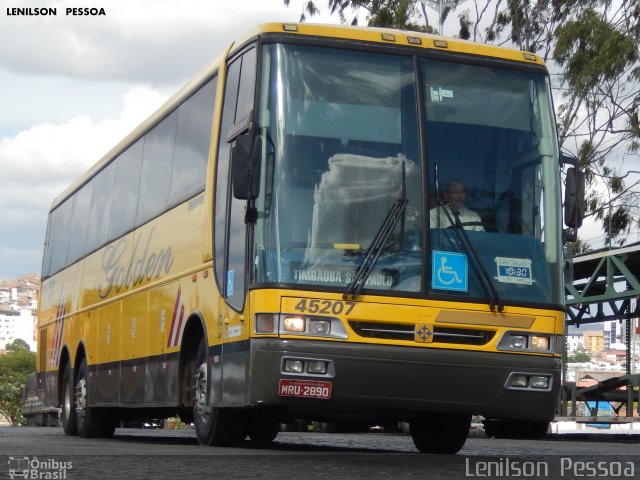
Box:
(5, 338, 30, 353)
(568, 351, 591, 363)
(0, 340, 36, 425)
(553, 3, 640, 245)
(283, 0, 433, 31)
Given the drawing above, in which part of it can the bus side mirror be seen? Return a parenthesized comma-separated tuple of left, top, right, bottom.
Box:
(564, 166, 585, 231)
(231, 133, 262, 200)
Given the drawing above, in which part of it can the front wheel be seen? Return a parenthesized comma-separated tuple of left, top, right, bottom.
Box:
(410, 412, 471, 454)
(247, 414, 280, 443)
(192, 340, 247, 446)
(483, 419, 549, 440)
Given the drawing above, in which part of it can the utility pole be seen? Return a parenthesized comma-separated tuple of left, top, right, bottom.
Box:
(420, 0, 469, 35)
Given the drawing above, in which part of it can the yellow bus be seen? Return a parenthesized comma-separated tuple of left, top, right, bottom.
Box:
(37, 23, 575, 454)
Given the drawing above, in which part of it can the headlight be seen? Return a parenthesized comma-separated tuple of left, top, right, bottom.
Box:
(530, 376, 550, 389)
(255, 313, 278, 334)
(509, 374, 529, 388)
(309, 319, 331, 335)
(283, 359, 305, 373)
(498, 332, 558, 353)
(505, 372, 553, 391)
(283, 316, 306, 332)
(254, 313, 349, 339)
(530, 335, 550, 351)
(510, 335, 527, 349)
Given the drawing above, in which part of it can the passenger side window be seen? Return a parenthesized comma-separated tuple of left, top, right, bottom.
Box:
(43, 76, 218, 278)
(170, 78, 217, 205)
(66, 183, 92, 265)
(137, 111, 178, 225)
(86, 161, 115, 253)
(110, 140, 143, 239)
(48, 202, 72, 274)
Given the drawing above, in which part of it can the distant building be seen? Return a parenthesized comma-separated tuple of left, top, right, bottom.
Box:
(566, 333, 585, 353)
(0, 308, 36, 351)
(584, 331, 604, 354)
(0, 274, 40, 351)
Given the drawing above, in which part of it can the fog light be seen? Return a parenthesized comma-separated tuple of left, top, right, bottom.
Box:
(307, 360, 328, 375)
(510, 374, 528, 388)
(309, 320, 331, 335)
(531, 336, 550, 350)
(284, 359, 304, 373)
(530, 376, 550, 389)
(510, 335, 527, 349)
(255, 314, 277, 334)
(283, 316, 306, 332)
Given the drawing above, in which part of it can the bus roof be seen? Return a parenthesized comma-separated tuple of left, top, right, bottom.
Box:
(51, 22, 545, 211)
(241, 23, 545, 66)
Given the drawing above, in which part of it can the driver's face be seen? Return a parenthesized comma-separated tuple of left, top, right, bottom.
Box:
(444, 182, 466, 211)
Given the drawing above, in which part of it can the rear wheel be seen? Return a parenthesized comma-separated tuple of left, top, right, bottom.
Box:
(61, 364, 77, 435)
(75, 358, 116, 438)
(192, 340, 247, 446)
(410, 412, 471, 454)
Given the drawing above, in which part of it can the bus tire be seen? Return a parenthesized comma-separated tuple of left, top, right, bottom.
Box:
(192, 340, 247, 446)
(483, 419, 548, 440)
(247, 414, 280, 443)
(61, 363, 78, 435)
(410, 412, 471, 454)
(75, 358, 116, 438)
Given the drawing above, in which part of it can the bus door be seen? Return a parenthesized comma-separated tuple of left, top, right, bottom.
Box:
(214, 45, 257, 407)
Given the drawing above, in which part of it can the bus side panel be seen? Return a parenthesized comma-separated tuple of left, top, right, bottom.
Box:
(93, 301, 121, 405)
(120, 282, 149, 404)
(39, 264, 83, 406)
(146, 284, 180, 405)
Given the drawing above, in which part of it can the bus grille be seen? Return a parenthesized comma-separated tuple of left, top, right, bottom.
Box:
(348, 321, 495, 346)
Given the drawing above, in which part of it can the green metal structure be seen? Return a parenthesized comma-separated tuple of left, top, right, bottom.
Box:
(561, 242, 640, 421)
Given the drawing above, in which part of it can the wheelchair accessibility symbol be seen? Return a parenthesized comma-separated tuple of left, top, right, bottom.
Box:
(432, 250, 468, 292)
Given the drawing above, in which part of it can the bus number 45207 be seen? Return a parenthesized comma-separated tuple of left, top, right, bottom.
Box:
(294, 299, 356, 315)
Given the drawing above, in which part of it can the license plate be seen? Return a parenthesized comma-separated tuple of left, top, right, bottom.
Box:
(278, 379, 332, 399)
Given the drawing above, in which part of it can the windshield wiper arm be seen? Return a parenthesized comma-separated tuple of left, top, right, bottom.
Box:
(343, 197, 408, 300)
(441, 204, 505, 312)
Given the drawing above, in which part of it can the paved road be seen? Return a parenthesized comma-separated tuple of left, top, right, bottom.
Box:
(1, 427, 639, 479)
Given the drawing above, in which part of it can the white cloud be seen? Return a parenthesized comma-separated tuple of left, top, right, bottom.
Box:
(0, 0, 316, 83)
(0, 85, 166, 191)
(1, 0, 335, 279)
(0, 85, 168, 278)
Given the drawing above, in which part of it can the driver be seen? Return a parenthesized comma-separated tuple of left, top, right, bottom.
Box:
(430, 179, 484, 231)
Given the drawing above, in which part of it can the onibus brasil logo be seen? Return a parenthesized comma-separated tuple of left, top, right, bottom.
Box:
(7, 457, 73, 479)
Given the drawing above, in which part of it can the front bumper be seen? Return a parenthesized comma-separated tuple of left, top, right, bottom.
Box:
(248, 338, 560, 421)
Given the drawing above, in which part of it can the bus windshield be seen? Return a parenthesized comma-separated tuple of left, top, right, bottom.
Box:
(253, 43, 562, 306)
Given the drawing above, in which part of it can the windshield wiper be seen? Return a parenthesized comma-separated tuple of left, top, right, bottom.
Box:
(440, 203, 505, 312)
(343, 197, 408, 300)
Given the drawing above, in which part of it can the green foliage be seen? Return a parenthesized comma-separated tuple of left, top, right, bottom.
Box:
(568, 352, 591, 363)
(285, 0, 427, 30)
(554, 8, 639, 95)
(5, 339, 30, 353)
(566, 238, 591, 256)
(0, 341, 36, 425)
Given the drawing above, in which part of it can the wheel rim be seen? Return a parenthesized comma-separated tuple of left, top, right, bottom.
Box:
(63, 378, 73, 419)
(194, 363, 208, 420)
(75, 376, 87, 423)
